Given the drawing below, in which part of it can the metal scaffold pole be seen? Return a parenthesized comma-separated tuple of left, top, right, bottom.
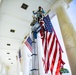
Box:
(30, 6, 45, 74)
(31, 23, 40, 75)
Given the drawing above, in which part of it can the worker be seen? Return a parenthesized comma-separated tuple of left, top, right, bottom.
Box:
(33, 6, 45, 22)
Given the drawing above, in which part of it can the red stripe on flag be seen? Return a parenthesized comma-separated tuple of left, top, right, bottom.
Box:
(55, 50, 61, 75)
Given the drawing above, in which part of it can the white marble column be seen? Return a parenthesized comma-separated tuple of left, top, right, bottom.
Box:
(1, 63, 9, 75)
(56, 5, 76, 75)
(17, 55, 20, 75)
(21, 44, 30, 75)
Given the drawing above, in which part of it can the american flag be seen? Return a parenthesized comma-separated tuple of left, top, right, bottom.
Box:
(25, 36, 32, 52)
(39, 15, 65, 75)
(18, 49, 21, 63)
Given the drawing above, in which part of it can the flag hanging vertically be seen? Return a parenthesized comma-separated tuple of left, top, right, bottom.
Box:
(18, 49, 22, 63)
(25, 36, 32, 52)
(39, 15, 65, 75)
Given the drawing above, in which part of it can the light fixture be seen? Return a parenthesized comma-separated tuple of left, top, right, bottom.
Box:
(21, 3, 28, 10)
(11, 63, 13, 64)
(10, 29, 15, 33)
(8, 58, 11, 60)
(7, 52, 10, 54)
(7, 44, 11, 46)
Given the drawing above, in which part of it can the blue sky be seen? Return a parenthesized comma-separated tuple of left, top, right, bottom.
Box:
(67, 0, 76, 30)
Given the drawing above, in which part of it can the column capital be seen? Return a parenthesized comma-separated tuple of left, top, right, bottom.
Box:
(50, 0, 72, 12)
(65, 0, 72, 3)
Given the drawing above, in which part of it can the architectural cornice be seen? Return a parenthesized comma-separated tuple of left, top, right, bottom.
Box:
(50, 0, 69, 11)
(48, 0, 72, 19)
